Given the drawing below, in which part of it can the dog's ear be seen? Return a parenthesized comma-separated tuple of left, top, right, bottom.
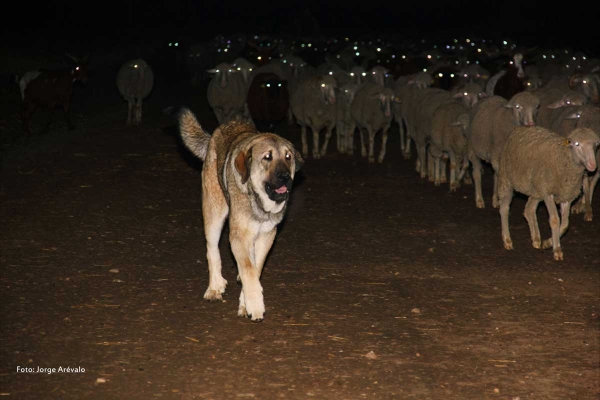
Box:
(235, 148, 252, 184)
(294, 150, 304, 172)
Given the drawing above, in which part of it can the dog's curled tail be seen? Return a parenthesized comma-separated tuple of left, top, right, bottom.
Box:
(178, 107, 211, 161)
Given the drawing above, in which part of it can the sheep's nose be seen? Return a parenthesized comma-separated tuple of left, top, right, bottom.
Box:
(277, 171, 290, 183)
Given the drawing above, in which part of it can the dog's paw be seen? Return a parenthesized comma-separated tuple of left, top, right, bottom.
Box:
(204, 278, 228, 301)
(239, 292, 265, 322)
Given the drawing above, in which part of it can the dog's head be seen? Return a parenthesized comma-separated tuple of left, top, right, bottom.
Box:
(235, 135, 303, 210)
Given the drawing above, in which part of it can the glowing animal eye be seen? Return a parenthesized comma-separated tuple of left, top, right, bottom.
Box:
(285, 153, 291, 160)
(321, 83, 326, 87)
(575, 142, 580, 146)
(362, 72, 366, 76)
(264, 153, 272, 160)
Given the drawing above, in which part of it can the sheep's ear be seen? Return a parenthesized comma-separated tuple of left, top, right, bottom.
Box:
(452, 92, 464, 99)
(546, 100, 564, 109)
(235, 148, 252, 184)
(564, 112, 580, 120)
(393, 96, 401, 103)
(206, 68, 218, 73)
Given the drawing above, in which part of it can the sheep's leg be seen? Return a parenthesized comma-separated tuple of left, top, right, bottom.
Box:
(499, 189, 514, 250)
(571, 176, 589, 216)
(360, 128, 367, 158)
(457, 157, 469, 183)
(468, 147, 485, 208)
(377, 127, 389, 163)
(367, 127, 376, 163)
(403, 122, 412, 159)
(440, 154, 448, 184)
(300, 125, 308, 158)
(427, 149, 435, 182)
(135, 98, 142, 124)
(449, 151, 459, 191)
(541, 195, 563, 261)
(312, 126, 321, 159)
(417, 142, 427, 179)
(398, 117, 406, 152)
(542, 201, 571, 253)
(346, 124, 355, 155)
(523, 197, 542, 249)
(585, 171, 599, 221)
(336, 123, 343, 153)
(126, 99, 133, 125)
(492, 172, 500, 209)
(320, 125, 333, 157)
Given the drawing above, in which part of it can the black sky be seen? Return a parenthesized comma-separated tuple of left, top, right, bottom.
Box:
(4, 0, 597, 53)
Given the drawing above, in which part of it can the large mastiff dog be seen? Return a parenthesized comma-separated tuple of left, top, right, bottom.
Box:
(178, 108, 303, 322)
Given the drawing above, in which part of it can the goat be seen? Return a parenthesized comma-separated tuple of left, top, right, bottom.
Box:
(21, 53, 88, 137)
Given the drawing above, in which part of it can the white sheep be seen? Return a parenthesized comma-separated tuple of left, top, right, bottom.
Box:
(351, 82, 399, 163)
(290, 75, 337, 159)
(206, 62, 248, 125)
(547, 104, 600, 221)
(429, 105, 470, 190)
(467, 91, 540, 209)
(116, 59, 154, 125)
(498, 127, 599, 261)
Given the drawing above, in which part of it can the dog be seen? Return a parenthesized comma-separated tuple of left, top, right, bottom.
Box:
(178, 107, 303, 322)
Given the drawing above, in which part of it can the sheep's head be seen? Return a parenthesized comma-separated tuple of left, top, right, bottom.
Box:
(565, 128, 599, 172)
(505, 92, 540, 126)
(319, 76, 337, 105)
(207, 62, 236, 88)
(349, 66, 366, 85)
(370, 88, 397, 118)
(368, 65, 390, 86)
(339, 83, 359, 104)
(569, 73, 600, 104)
(453, 83, 485, 108)
(547, 92, 589, 109)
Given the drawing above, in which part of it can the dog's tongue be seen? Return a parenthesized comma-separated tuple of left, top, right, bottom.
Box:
(274, 186, 288, 194)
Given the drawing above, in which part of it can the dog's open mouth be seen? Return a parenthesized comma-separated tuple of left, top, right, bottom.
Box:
(265, 182, 290, 203)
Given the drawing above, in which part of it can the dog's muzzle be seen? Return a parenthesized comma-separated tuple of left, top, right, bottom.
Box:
(265, 171, 292, 203)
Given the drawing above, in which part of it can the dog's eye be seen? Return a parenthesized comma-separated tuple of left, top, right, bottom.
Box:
(263, 153, 272, 160)
(285, 153, 291, 160)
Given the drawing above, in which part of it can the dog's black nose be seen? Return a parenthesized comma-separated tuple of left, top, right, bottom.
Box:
(277, 171, 290, 183)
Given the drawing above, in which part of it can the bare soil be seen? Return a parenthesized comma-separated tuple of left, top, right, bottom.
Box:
(1, 71, 599, 400)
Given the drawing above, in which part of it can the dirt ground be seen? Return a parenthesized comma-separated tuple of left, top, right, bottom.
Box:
(1, 69, 599, 400)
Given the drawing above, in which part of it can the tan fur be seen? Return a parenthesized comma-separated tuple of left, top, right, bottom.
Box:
(178, 108, 303, 322)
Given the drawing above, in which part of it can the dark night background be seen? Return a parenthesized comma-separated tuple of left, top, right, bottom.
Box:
(3, 0, 597, 52)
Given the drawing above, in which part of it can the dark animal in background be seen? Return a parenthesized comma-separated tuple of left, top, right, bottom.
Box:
(246, 73, 289, 131)
(21, 53, 88, 137)
(486, 53, 526, 100)
(117, 59, 154, 125)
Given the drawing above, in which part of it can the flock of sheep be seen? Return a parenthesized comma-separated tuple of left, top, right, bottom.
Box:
(192, 34, 599, 261)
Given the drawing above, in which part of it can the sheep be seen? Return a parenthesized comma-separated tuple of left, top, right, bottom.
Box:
(336, 83, 360, 155)
(290, 75, 337, 159)
(547, 104, 600, 221)
(367, 65, 390, 87)
(569, 73, 600, 104)
(232, 57, 255, 86)
(351, 82, 399, 163)
(206, 62, 249, 125)
(429, 105, 470, 190)
(498, 127, 599, 261)
(21, 53, 89, 137)
(116, 59, 154, 125)
(534, 88, 589, 129)
(349, 66, 367, 86)
(485, 53, 526, 100)
(467, 91, 540, 209)
(393, 72, 434, 158)
(409, 83, 485, 179)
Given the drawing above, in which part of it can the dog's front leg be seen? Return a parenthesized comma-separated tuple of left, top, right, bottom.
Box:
(202, 167, 229, 301)
(231, 233, 265, 322)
